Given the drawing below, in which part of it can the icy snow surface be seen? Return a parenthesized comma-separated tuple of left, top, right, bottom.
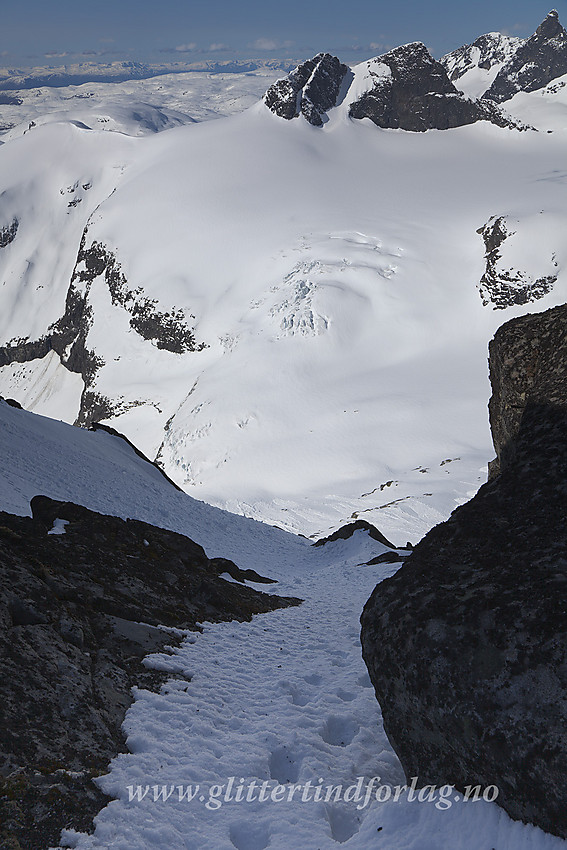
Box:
(1, 401, 565, 849)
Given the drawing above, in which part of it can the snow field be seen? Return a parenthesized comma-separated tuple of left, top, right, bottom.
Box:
(1, 71, 567, 539)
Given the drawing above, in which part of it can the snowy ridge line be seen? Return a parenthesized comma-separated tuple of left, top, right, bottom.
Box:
(89, 422, 183, 490)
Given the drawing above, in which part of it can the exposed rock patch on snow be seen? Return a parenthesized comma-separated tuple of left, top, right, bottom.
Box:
(477, 214, 559, 309)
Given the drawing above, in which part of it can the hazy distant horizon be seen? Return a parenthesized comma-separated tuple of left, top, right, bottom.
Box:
(3, 0, 564, 70)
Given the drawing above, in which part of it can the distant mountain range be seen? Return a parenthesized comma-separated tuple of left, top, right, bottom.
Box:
(0, 59, 297, 92)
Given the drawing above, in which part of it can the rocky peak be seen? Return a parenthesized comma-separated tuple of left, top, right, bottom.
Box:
(264, 52, 349, 126)
(536, 8, 562, 39)
(441, 32, 525, 84)
(376, 41, 455, 96)
(483, 9, 567, 102)
(348, 41, 523, 131)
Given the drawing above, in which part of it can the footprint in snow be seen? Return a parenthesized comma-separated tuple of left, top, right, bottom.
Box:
(269, 744, 301, 783)
(336, 688, 356, 702)
(279, 680, 311, 706)
(321, 715, 359, 747)
(229, 821, 270, 850)
(325, 804, 361, 843)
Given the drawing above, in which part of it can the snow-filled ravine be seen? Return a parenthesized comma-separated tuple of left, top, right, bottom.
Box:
(1, 400, 565, 849)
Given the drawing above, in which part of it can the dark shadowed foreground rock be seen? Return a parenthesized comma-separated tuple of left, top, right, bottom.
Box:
(0, 496, 299, 850)
(361, 303, 567, 838)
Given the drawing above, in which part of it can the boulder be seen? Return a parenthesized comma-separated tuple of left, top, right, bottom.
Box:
(361, 303, 567, 838)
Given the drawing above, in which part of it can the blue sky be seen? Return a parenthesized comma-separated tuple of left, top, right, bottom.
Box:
(2, 0, 565, 67)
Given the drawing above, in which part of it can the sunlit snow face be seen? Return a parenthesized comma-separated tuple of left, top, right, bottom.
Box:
(0, 52, 565, 540)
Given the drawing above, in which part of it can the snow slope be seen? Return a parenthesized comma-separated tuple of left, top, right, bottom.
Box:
(1, 399, 565, 850)
(502, 73, 567, 130)
(0, 54, 566, 544)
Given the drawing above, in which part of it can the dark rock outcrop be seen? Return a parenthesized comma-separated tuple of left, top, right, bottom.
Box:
(483, 10, 567, 103)
(348, 42, 522, 131)
(0, 218, 18, 248)
(72, 239, 201, 354)
(361, 303, 567, 838)
(477, 215, 557, 309)
(487, 303, 567, 478)
(362, 551, 407, 565)
(264, 53, 349, 126)
(313, 519, 397, 550)
(0, 496, 300, 849)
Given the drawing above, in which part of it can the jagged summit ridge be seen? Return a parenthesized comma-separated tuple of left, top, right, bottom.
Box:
(483, 9, 567, 102)
(265, 41, 523, 132)
(264, 52, 349, 126)
(347, 41, 519, 131)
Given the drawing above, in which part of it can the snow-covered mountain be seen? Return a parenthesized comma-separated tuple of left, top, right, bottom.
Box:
(265, 44, 522, 130)
(0, 28, 566, 542)
(483, 10, 567, 103)
(441, 9, 567, 102)
(440, 32, 524, 99)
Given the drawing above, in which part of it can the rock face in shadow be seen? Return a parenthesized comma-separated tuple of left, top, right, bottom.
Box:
(483, 10, 567, 103)
(360, 303, 567, 839)
(348, 42, 521, 131)
(0, 496, 300, 850)
(264, 53, 349, 126)
(487, 303, 567, 478)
